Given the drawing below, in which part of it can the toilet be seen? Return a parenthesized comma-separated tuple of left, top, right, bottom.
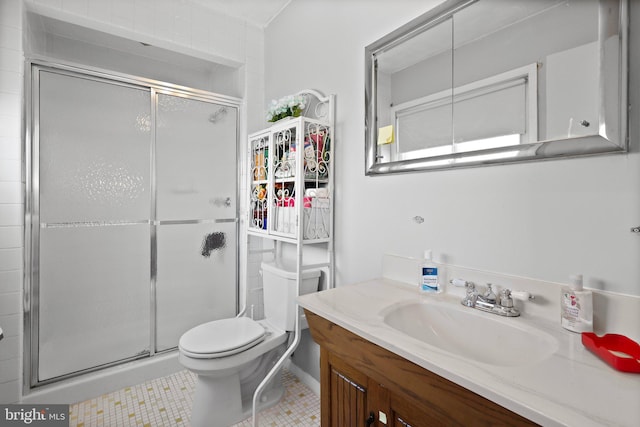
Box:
(179, 261, 321, 427)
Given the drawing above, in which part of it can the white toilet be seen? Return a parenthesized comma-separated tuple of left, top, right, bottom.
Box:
(179, 261, 321, 427)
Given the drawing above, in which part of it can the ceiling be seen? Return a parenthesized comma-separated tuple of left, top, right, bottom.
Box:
(191, 0, 292, 28)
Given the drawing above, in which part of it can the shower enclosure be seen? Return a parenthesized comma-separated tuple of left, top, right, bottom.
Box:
(26, 62, 240, 386)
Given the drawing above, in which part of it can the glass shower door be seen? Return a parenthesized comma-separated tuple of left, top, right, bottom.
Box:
(31, 65, 240, 385)
(154, 93, 238, 351)
(36, 70, 152, 381)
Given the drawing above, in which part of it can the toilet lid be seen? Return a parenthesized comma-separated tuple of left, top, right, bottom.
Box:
(179, 317, 266, 358)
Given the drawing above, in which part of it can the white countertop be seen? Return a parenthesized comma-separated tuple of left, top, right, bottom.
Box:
(298, 278, 640, 427)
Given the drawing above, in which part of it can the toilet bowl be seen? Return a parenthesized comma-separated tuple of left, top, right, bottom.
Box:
(179, 318, 287, 427)
(179, 261, 321, 427)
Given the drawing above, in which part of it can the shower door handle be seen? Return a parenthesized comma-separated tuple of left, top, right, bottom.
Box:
(210, 197, 233, 207)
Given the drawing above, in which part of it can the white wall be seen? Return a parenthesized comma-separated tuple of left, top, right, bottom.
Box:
(0, 0, 265, 404)
(265, 0, 640, 298)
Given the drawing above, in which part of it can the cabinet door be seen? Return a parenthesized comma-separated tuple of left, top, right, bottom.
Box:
(325, 354, 374, 427)
(389, 393, 439, 427)
(301, 120, 331, 240)
(249, 132, 269, 232)
(271, 124, 298, 237)
(330, 367, 368, 426)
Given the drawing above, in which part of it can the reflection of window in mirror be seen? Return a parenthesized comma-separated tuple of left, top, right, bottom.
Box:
(452, 0, 600, 144)
(374, 16, 453, 164)
(391, 64, 537, 162)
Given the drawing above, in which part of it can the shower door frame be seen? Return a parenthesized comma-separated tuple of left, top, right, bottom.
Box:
(24, 58, 242, 389)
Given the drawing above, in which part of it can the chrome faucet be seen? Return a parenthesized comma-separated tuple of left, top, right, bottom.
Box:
(475, 283, 497, 311)
(450, 279, 534, 317)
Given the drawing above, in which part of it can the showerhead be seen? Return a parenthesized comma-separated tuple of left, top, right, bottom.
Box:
(209, 107, 228, 123)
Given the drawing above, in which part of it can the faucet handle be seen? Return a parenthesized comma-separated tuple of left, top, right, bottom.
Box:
(451, 279, 477, 307)
(450, 278, 472, 288)
(466, 282, 476, 295)
(510, 290, 535, 301)
(449, 279, 477, 295)
(499, 289, 534, 309)
(499, 289, 514, 308)
(450, 278, 476, 294)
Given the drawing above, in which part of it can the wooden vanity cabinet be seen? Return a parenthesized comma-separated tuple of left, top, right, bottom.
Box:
(305, 310, 539, 427)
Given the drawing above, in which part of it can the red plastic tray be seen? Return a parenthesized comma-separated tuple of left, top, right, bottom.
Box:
(581, 333, 640, 373)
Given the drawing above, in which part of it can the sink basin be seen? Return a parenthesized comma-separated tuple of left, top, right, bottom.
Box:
(382, 300, 558, 367)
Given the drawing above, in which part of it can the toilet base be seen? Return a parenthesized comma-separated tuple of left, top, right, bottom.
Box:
(180, 321, 289, 427)
(191, 373, 241, 427)
(190, 368, 285, 427)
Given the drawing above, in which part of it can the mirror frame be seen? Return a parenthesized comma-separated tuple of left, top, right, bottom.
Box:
(365, 0, 629, 175)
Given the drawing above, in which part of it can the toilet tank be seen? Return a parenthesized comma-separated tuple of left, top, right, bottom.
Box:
(261, 261, 321, 331)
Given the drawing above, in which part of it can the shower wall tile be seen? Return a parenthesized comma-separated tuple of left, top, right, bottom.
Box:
(0, 270, 21, 293)
(0, 226, 22, 248)
(0, 0, 25, 405)
(0, 137, 21, 160)
(110, 0, 134, 30)
(0, 381, 19, 404)
(0, 313, 21, 384)
(0, 292, 20, 315)
(0, 336, 19, 361)
(0, 182, 22, 204)
(33, 0, 62, 10)
(171, 2, 192, 46)
(61, 0, 88, 16)
(0, 93, 20, 120)
(190, 7, 211, 53)
(133, 0, 155, 36)
(0, 205, 23, 226)
(0, 159, 20, 181)
(0, 48, 21, 73)
(86, 0, 111, 23)
(208, 16, 245, 64)
(0, 26, 21, 50)
(0, 111, 20, 138)
(0, 70, 21, 93)
(0, 118, 20, 141)
(0, 314, 20, 338)
(0, 358, 20, 384)
(0, 0, 22, 29)
(0, 248, 22, 271)
(149, 0, 172, 35)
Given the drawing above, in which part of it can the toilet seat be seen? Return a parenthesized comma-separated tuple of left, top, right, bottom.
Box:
(179, 317, 266, 359)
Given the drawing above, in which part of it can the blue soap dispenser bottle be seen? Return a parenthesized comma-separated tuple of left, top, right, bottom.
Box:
(419, 250, 440, 293)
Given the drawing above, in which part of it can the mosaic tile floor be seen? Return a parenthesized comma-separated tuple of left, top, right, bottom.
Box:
(69, 369, 320, 427)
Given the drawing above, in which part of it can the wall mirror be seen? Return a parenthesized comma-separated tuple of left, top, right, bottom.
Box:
(365, 0, 628, 174)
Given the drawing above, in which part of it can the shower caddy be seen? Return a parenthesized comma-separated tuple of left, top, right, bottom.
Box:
(247, 89, 335, 425)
